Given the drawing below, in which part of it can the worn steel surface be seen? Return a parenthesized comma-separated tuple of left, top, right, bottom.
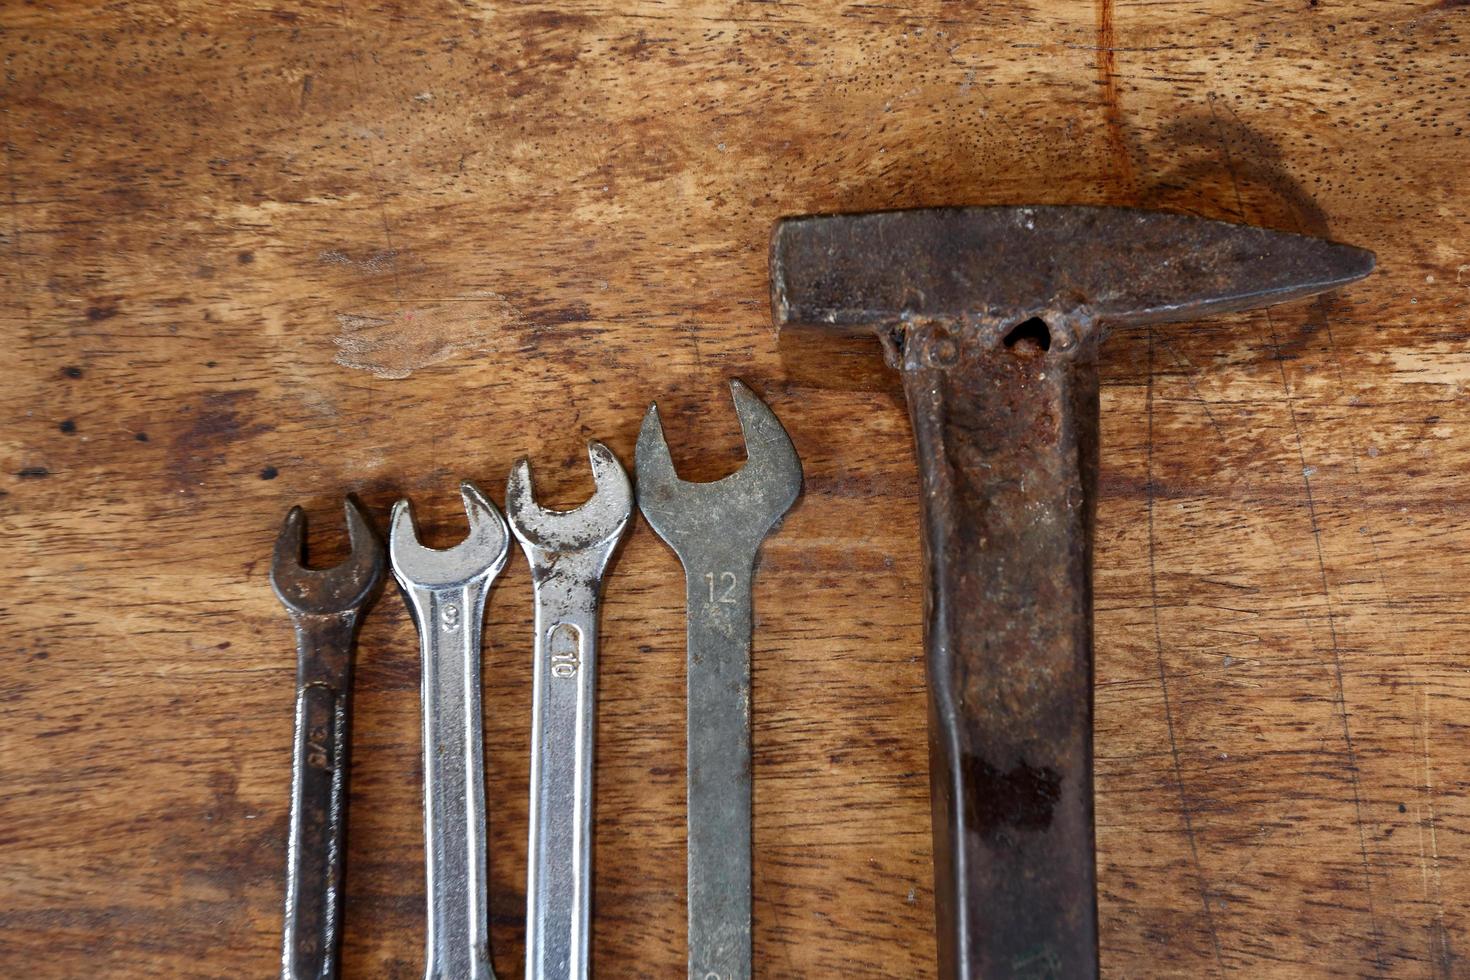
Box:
(771, 206, 1375, 343)
(771, 206, 1374, 980)
(635, 380, 803, 980)
(506, 443, 633, 980)
(270, 499, 385, 980)
(389, 484, 512, 980)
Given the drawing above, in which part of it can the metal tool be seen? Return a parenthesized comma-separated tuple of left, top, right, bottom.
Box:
(271, 498, 385, 980)
(506, 442, 633, 980)
(389, 482, 511, 980)
(771, 205, 1374, 979)
(635, 379, 803, 980)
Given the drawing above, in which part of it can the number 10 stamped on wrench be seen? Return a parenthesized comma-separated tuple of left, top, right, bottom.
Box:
(636, 381, 803, 980)
(507, 442, 633, 980)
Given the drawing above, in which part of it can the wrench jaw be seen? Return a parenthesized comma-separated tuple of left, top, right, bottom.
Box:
(728, 379, 803, 514)
(635, 379, 803, 560)
(505, 441, 634, 566)
(271, 498, 386, 618)
(388, 482, 511, 591)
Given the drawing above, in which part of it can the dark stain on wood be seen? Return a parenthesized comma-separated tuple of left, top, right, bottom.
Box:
(165, 390, 274, 493)
(1093, 0, 1137, 195)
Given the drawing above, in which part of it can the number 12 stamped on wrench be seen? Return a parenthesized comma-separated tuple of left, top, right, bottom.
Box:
(637, 380, 803, 980)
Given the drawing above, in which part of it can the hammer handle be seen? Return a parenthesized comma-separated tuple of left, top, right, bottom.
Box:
(903, 335, 1100, 980)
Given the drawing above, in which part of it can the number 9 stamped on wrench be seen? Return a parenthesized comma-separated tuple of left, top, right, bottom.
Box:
(636, 380, 802, 980)
(390, 483, 511, 980)
(507, 442, 633, 980)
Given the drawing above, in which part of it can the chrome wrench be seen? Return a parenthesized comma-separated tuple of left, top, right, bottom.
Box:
(389, 482, 511, 980)
(272, 499, 385, 980)
(635, 380, 803, 980)
(506, 442, 633, 980)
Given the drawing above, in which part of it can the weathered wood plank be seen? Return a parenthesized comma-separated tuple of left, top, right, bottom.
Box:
(2, 1, 1466, 976)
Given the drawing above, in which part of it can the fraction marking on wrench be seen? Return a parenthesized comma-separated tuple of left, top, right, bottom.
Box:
(507, 441, 633, 980)
(390, 482, 510, 980)
(272, 498, 385, 980)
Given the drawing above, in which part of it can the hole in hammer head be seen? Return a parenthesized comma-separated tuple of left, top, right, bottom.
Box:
(1002, 316, 1052, 353)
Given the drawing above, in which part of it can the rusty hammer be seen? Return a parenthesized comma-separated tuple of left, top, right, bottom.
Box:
(770, 206, 1373, 979)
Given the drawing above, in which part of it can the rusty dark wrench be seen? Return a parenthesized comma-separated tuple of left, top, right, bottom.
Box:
(636, 380, 802, 980)
(271, 498, 386, 980)
(390, 483, 511, 980)
(771, 206, 1374, 979)
(506, 442, 633, 980)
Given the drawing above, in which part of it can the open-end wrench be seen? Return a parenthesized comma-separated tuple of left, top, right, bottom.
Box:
(271, 498, 385, 980)
(389, 482, 511, 980)
(635, 380, 803, 980)
(506, 442, 633, 980)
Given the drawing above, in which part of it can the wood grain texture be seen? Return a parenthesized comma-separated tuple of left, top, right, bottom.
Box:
(1, 1, 1466, 976)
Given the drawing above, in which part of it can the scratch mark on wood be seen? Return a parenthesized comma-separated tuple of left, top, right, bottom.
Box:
(1146, 325, 1227, 977)
(1203, 101, 1388, 970)
(1263, 306, 1387, 974)
(1160, 341, 1227, 443)
(1417, 690, 1454, 978)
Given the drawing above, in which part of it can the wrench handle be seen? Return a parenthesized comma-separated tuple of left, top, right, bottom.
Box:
(414, 583, 497, 980)
(282, 615, 358, 980)
(525, 600, 600, 980)
(684, 556, 756, 980)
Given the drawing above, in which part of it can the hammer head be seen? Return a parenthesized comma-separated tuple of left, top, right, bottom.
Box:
(771, 206, 1374, 348)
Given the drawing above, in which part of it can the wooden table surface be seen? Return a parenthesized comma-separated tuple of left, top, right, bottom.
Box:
(3, 1, 1467, 976)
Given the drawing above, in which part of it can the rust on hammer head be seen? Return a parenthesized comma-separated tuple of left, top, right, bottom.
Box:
(771, 205, 1374, 350)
